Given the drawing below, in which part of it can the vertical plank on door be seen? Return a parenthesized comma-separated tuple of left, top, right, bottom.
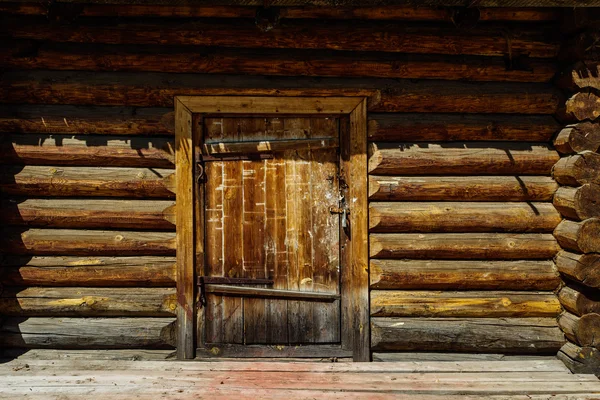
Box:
(194, 113, 206, 347)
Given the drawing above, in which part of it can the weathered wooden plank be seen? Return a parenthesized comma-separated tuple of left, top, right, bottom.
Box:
(556, 250, 600, 288)
(0, 229, 176, 255)
(0, 317, 176, 349)
(0, 256, 176, 287)
(0, 349, 176, 361)
(196, 344, 351, 359)
(368, 114, 560, 142)
(0, 287, 177, 317)
(553, 184, 600, 220)
(0, 71, 562, 114)
(553, 122, 600, 154)
(205, 137, 338, 155)
(373, 353, 559, 362)
(1, 199, 175, 230)
(371, 317, 564, 353)
(0, 166, 175, 198)
(558, 311, 600, 349)
(552, 151, 600, 186)
(369, 176, 558, 201)
(3, 18, 559, 58)
(369, 202, 561, 233)
(0, 134, 174, 167)
(557, 342, 600, 375)
(369, 259, 560, 290)
(554, 218, 600, 253)
(558, 91, 600, 122)
(558, 285, 600, 316)
(368, 143, 559, 175)
(205, 285, 339, 301)
(370, 291, 561, 317)
(370, 233, 560, 259)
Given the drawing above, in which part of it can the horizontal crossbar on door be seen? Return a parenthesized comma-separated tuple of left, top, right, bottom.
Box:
(204, 284, 340, 302)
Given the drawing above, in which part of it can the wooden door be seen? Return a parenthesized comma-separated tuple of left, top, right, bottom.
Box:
(199, 116, 342, 349)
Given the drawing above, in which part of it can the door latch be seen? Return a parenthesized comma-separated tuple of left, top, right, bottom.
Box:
(329, 206, 350, 229)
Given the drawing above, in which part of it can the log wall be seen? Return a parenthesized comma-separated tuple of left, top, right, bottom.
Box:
(0, 4, 566, 357)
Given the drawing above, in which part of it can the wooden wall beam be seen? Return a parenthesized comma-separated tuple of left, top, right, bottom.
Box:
(552, 151, 600, 186)
(558, 91, 600, 122)
(554, 122, 600, 154)
(558, 311, 600, 349)
(554, 218, 600, 253)
(553, 184, 600, 220)
(557, 342, 600, 375)
(556, 250, 600, 288)
(559, 285, 600, 316)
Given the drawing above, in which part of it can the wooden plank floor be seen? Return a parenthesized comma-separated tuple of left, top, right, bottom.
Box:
(1, 354, 599, 399)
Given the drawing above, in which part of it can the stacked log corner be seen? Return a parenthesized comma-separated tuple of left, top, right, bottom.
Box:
(554, 56, 600, 375)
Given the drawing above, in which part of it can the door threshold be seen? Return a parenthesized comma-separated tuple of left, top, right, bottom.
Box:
(197, 344, 351, 359)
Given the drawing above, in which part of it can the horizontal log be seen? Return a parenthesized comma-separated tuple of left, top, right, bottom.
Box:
(552, 151, 600, 186)
(558, 91, 600, 122)
(553, 218, 600, 253)
(0, 229, 176, 256)
(372, 353, 558, 362)
(1, 199, 176, 230)
(0, 134, 175, 168)
(0, 317, 176, 349)
(0, 71, 562, 114)
(368, 114, 560, 142)
(0, 105, 173, 135)
(369, 202, 561, 233)
(368, 176, 558, 201)
(3, 17, 559, 58)
(556, 62, 600, 92)
(370, 291, 561, 317)
(0, 256, 176, 287)
(369, 259, 560, 290)
(557, 342, 600, 375)
(553, 122, 600, 154)
(371, 317, 564, 353)
(553, 184, 600, 220)
(556, 250, 600, 288)
(0, 287, 177, 317)
(370, 233, 560, 259)
(558, 311, 600, 349)
(558, 285, 600, 316)
(368, 143, 559, 175)
(0, 166, 175, 198)
(0, 42, 557, 83)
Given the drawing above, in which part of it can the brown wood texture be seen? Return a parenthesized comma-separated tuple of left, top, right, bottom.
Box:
(369, 259, 560, 290)
(0, 71, 562, 114)
(556, 250, 600, 288)
(368, 114, 560, 142)
(0, 134, 174, 168)
(0, 287, 177, 317)
(204, 137, 339, 155)
(553, 122, 600, 154)
(553, 184, 600, 220)
(558, 285, 600, 316)
(1, 199, 175, 230)
(0, 256, 176, 287)
(369, 202, 561, 233)
(3, 18, 560, 58)
(557, 342, 600, 375)
(371, 317, 564, 353)
(368, 143, 559, 175)
(369, 176, 558, 201)
(554, 218, 600, 253)
(559, 91, 600, 122)
(0, 229, 176, 256)
(0, 317, 176, 349)
(557, 62, 600, 92)
(370, 233, 560, 259)
(205, 285, 339, 301)
(370, 291, 561, 318)
(558, 311, 600, 349)
(552, 151, 600, 186)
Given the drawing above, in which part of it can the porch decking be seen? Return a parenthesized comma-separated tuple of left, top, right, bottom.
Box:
(1, 352, 599, 399)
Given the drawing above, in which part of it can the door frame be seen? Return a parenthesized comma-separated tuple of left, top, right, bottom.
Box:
(174, 95, 369, 361)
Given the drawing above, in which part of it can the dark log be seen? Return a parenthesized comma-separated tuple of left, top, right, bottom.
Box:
(0, 287, 177, 317)
(558, 92, 600, 122)
(0, 317, 176, 349)
(0, 229, 176, 256)
(369, 202, 561, 233)
(370, 233, 560, 259)
(558, 285, 600, 316)
(553, 184, 600, 220)
(0, 256, 176, 287)
(369, 259, 559, 290)
(558, 311, 600, 349)
(557, 342, 600, 375)
(373, 353, 556, 362)
(371, 317, 564, 353)
(0, 348, 175, 361)
(556, 250, 600, 288)
(0, 105, 173, 136)
(368, 114, 560, 142)
(368, 143, 559, 175)
(0, 71, 562, 114)
(369, 176, 558, 201)
(3, 17, 559, 58)
(552, 151, 600, 186)
(370, 291, 560, 317)
(1, 199, 175, 230)
(0, 134, 175, 168)
(559, 30, 600, 63)
(557, 62, 600, 92)
(0, 166, 175, 198)
(0, 42, 557, 83)
(554, 218, 600, 253)
(553, 122, 600, 154)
